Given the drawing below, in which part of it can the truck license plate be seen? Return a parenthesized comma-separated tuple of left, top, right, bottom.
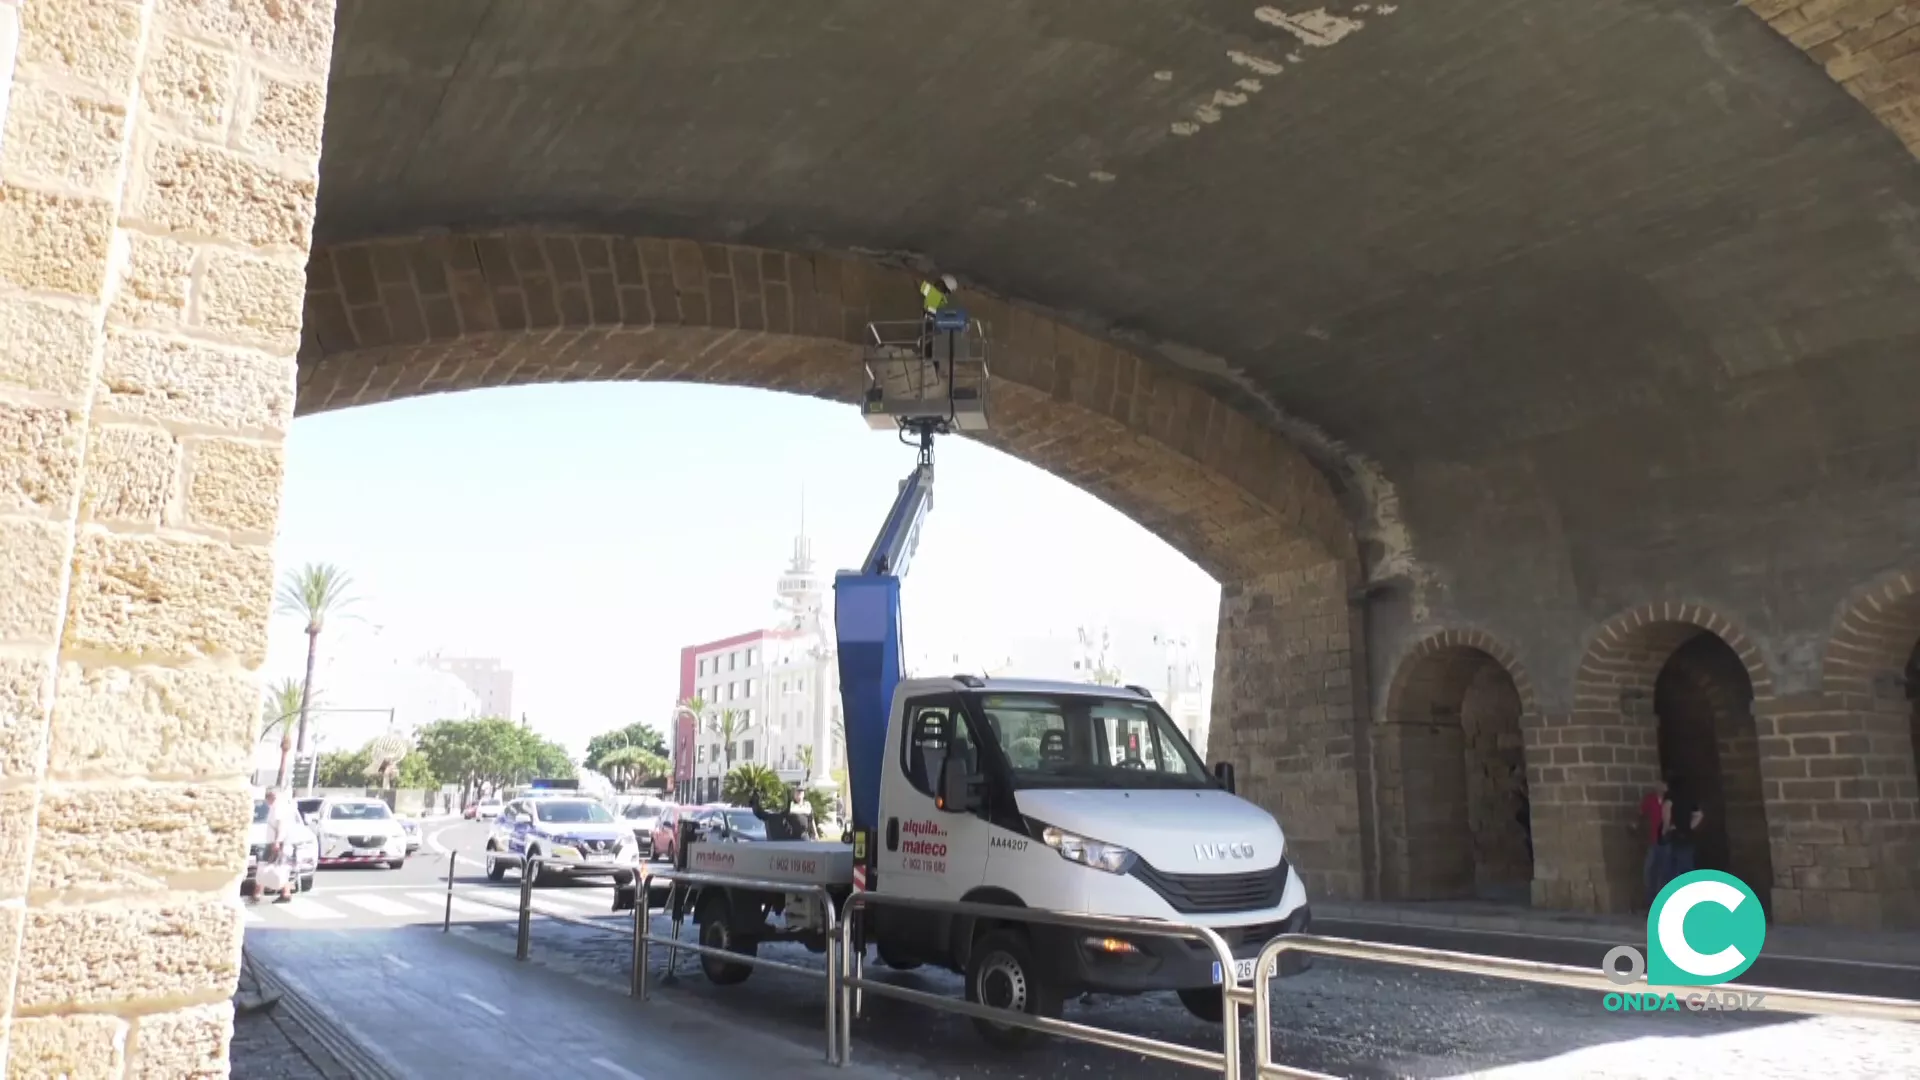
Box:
(1211, 958, 1259, 985)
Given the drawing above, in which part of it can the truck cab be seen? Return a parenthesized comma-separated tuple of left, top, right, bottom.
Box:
(867, 676, 1310, 1026)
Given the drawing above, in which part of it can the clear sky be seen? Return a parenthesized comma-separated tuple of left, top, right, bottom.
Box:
(265, 382, 1221, 756)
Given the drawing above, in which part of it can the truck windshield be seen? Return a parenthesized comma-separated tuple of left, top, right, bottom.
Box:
(975, 693, 1213, 790)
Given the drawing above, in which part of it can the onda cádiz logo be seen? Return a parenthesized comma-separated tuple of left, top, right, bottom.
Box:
(1601, 870, 1768, 1013)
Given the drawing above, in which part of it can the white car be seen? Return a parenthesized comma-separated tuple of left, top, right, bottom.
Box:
(472, 797, 504, 820)
(312, 797, 409, 869)
(246, 796, 318, 893)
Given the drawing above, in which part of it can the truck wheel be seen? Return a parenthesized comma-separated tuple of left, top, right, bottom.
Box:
(1177, 988, 1224, 1023)
(965, 930, 1061, 1049)
(697, 901, 757, 986)
(877, 942, 923, 971)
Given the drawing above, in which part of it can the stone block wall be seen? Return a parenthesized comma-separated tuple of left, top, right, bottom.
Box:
(0, 0, 332, 1072)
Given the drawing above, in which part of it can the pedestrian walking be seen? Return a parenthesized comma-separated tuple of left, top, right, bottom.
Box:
(248, 788, 298, 905)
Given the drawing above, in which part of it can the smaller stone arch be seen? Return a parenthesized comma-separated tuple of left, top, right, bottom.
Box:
(1815, 569, 1920, 927)
(1564, 602, 1776, 915)
(1376, 629, 1539, 901)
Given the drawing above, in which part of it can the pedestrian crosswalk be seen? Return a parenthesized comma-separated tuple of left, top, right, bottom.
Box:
(242, 884, 627, 929)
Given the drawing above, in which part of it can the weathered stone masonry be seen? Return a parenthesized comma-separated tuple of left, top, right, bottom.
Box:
(0, 0, 332, 1073)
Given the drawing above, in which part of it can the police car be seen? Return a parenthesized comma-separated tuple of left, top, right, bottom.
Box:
(483, 796, 633, 886)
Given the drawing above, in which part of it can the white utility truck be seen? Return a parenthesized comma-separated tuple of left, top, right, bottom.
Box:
(615, 312, 1312, 1046)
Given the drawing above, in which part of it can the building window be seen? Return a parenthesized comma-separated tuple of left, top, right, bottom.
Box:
(747, 647, 757, 666)
(743, 739, 755, 761)
(729, 652, 738, 672)
(696, 746, 705, 763)
(743, 678, 754, 696)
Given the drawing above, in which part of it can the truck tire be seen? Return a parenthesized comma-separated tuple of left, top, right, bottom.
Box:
(1177, 987, 1224, 1023)
(877, 942, 923, 971)
(697, 897, 757, 986)
(965, 929, 1061, 1050)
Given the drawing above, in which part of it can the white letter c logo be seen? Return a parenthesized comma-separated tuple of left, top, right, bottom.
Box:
(1657, 879, 1747, 979)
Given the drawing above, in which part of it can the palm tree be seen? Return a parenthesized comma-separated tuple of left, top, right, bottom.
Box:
(276, 563, 358, 768)
(263, 678, 312, 789)
(722, 763, 785, 808)
(798, 745, 815, 784)
(704, 708, 753, 773)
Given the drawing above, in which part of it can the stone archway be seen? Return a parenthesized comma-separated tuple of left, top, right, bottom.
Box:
(1557, 605, 1777, 914)
(296, 229, 1379, 896)
(1815, 569, 1920, 927)
(1377, 630, 1538, 902)
(1651, 633, 1775, 911)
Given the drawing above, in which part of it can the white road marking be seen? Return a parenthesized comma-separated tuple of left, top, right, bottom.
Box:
(591, 1057, 648, 1080)
(278, 900, 346, 921)
(383, 953, 412, 970)
(334, 893, 425, 917)
(457, 992, 505, 1017)
(406, 890, 502, 916)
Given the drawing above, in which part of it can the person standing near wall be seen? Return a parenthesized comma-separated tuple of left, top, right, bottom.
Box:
(1657, 777, 1705, 894)
(1640, 777, 1668, 908)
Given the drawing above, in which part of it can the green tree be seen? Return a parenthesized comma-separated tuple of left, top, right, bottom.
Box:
(584, 722, 668, 772)
(722, 763, 787, 808)
(396, 751, 437, 789)
(274, 563, 358, 786)
(802, 786, 833, 823)
(597, 745, 665, 791)
(260, 678, 312, 789)
(414, 716, 575, 803)
(798, 745, 815, 783)
(315, 748, 373, 787)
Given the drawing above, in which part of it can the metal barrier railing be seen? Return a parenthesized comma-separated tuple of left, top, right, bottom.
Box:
(1248, 934, 1920, 1080)
(837, 890, 1255, 1077)
(437, 849, 636, 962)
(628, 865, 842, 1065)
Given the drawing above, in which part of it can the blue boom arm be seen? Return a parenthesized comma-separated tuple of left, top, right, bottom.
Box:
(834, 459, 933, 836)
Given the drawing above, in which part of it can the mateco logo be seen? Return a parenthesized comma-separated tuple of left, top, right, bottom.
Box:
(1604, 870, 1766, 989)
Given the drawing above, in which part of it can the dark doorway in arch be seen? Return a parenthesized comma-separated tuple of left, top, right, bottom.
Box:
(1382, 647, 1533, 902)
(1652, 632, 1774, 915)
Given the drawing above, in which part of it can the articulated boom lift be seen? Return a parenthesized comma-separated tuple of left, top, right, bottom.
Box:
(835, 303, 990, 836)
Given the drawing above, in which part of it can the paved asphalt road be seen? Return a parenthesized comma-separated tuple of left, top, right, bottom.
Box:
(241, 819, 1920, 1080)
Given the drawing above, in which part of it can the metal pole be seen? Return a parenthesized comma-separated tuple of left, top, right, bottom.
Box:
(664, 880, 681, 978)
(631, 871, 648, 999)
(443, 849, 455, 932)
(822, 891, 839, 1066)
(515, 856, 534, 961)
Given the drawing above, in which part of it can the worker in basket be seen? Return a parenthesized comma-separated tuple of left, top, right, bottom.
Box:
(919, 273, 959, 366)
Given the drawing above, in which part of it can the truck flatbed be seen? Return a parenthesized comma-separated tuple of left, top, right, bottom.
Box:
(685, 839, 854, 889)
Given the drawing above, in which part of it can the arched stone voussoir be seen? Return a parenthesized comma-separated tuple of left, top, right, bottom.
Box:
(298, 230, 1358, 581)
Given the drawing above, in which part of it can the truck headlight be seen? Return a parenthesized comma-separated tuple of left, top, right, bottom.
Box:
(1037, 824, 1136, 875)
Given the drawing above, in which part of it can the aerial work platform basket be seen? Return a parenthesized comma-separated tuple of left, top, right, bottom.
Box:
(859, 315, 990, 435)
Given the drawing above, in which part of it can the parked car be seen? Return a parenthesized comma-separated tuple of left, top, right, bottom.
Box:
(649, 803, 699, 863)
(616, 797, 665, 858)
(472, 797, 504, 820)
(295, 797, 323, 825)
(312, 797, 408, 869)
(246, 793, 318, 894)
(485, 796, 632, 887)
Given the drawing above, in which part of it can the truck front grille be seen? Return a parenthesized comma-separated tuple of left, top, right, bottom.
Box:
(1129, 857, 1290, 915)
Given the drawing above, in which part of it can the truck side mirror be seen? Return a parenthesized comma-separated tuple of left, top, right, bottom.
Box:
(1213, 761, 1236, 795)
(936, 754, 980, 814)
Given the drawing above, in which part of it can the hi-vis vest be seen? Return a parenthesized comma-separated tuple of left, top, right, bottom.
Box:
(920, 280, 950, 314)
